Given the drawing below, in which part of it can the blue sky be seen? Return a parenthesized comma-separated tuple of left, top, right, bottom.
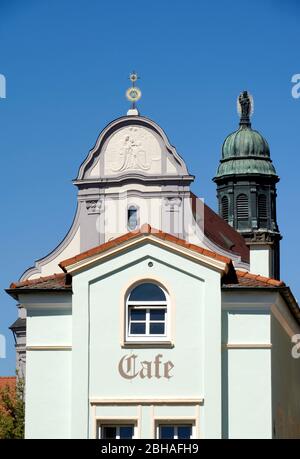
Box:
(0, 0, 300, 375)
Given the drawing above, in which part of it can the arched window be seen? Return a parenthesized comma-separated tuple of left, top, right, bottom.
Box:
(126, 282, 168, 342)
(221, 196, 229, 222)
(127, 206, 138, 231)
(236, 193, 249, 220)
(258, 194, 267, 220)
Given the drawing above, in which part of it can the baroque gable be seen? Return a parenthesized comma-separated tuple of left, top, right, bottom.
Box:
(76, 116, 192, 183)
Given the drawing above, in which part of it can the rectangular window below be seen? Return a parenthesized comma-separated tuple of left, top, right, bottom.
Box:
(98, 423, 135, 439)
(157, 423, 194, 439)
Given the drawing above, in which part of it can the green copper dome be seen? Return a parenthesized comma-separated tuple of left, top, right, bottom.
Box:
(223, 126, 270, 159)
(215, 125, 277, 178)
(215, 91, 277, 179)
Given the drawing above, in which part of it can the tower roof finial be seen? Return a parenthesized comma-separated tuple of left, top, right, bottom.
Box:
(237, 90, 254, 128)
(126, 71, 141, 116)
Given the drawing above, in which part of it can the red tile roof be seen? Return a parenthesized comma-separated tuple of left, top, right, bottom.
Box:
(191, 193, 250, 263)
(225, 270, 286, 288)
(8, 269, 286, 292)
(224, 272, 300, 325)
(59, 223, 232, 270)
(9, 273, 71, 290)
(8, 231, 287, 294)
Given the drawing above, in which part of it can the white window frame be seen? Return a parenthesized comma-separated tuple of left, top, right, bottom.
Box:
(156, 422, 195, 439)
(98, 423, 136, 439)
(125, 284, 169, 343)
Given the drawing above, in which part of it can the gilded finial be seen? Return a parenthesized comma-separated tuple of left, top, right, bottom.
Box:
(126, 71, 141, 115)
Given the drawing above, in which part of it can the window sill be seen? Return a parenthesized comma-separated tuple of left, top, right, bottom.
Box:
(121, 341, 174, 349)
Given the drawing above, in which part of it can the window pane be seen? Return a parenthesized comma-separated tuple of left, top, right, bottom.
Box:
(160, 426, 174, 439)
(178, 425, 192, 439)
(130, 309, 146, 321)
(102, 426, 117, 439)
(150, 323, 165, 335)
(129, 283, 166, 301)
(128, 207, 138, 231)
(150, 309, 165, 321)
(120, 426, 134, 439)
(130, 322, 146, 334)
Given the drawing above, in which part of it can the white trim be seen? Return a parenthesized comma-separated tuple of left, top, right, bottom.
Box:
(96, 419, 138, 440)
(20, 207, 81, 281)
(127, 306, 168, 341)
(126, 283, 169, 343)
(150, 405, 155, 438)
(271, 298, 300, 337)
(92, 405, 96, 439)
(90, 398, 204, 405)
(138, 405, 142, 439)
(120, 275, 176, 347)
(121, 342, 174, 348)
(195, 403, 201, 438)
(26, 345, 72, 351)
(222, 303, 271, 312)
(95, 416, 139, 420)
(224, 343, 272, 349)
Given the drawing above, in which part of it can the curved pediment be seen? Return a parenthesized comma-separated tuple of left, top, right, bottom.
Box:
(76, 116, 192, 182)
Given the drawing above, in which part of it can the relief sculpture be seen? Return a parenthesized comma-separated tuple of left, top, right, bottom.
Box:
(111, 134, 151, 171)
(105, 126, 161, 174)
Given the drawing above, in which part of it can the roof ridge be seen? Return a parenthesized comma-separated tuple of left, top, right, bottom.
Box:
(235, 270, 285, 287)
(59, 223, 232, 270)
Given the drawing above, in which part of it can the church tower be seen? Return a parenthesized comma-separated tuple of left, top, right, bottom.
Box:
(213, 91, 281, 279)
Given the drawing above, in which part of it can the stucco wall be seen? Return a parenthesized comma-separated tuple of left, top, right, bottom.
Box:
(271, 296, 300, 438)
(222, 291, 275, 439)
(25, 349, 71, 439)
(71, 241, 223, 438)
(22, 295, 72, 439)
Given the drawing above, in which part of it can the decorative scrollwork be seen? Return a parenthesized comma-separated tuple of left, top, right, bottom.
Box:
(86, 199, 103, 215)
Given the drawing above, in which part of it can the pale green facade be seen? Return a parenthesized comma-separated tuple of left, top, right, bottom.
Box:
(19, 241, 300, 439)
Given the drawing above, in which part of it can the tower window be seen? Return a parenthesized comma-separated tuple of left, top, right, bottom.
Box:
(236, 194, 249, 220)
(258, 194, 268, 220)
(221, 196, 229, 222)
(127, 206, 138, 231)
